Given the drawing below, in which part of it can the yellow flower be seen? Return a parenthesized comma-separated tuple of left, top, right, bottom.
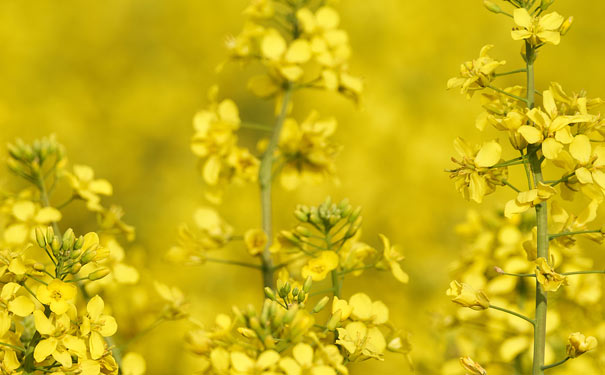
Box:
(517, 89, 595, 159)
(511, 8, 565, 45)
(535, 257, 567, 292)
(278, 112, 340, 190)
(378, 234, 408, 283)
(446, 280, 489, 310)
(449, 137, 506, 203)
(460, 356, 487, 375)
(244, 229, 268, 256)
(566, 332, 598, 358)
(336, 321, 386, 361)
(154, 281, 188, 320)
(279, 343, 336, 375)
(80, 295, 118, 360)
(301, 251, 339, 281)
(33, 310, 82, 368)
(332, 296, 353, 321)
(447, 45, 505, 98)
(122, 352, 146, 375)
(230, 350, 280, 374)
(0, 282, 34, 317)
(3, 200, 61, 245)
(37, 279, 77, 315)
(504, 182, 556, 218)
(477, 86, 528, 149)
(66, 165, 113, 211)
(347, 293, 389, 325)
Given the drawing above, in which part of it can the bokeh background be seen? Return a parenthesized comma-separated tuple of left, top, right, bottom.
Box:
(1, 0, 604, 373)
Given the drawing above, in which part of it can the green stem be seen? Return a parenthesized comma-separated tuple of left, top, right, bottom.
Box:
(562, 270, 605, 276)
(526, 42, 547, 375)
(542, 356, 570, 371)
(489, 304, 535, 326)
(546, 172, 575, 187)
(241, 122, 274, 132)
(487, 85, 529, 103)
(331, 270, 342, 298)
(501, 179, 521, 193)
(549, 229, 601, 239)
(258, 85, 293, 289)
(204, 257, 263, 270)
(0, 341, 25, 352)
(495, 68, 527, 76)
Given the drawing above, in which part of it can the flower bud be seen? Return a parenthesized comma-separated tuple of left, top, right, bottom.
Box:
(51, 237, 61, 254)
(326, 310, 342, 330)
(88, 268, 111, 281)
(294, 209, 309, 223)
(446, 280, 490, 310)
(291, 287, 299, 297)
(35, 227, 47, 248)
(81, 250, 97, 264)
(312, 296, 330, 313)
(294, 226, 312, 237)
(483, 0, 501, 14)
(46, 227, 55, 244)
(566, 332, 598, 358)
(460, 356, 487, 375)
(263, 335, 275, 349)
(297, 290, 306, 304)
(283, 306, 298, 324)
(70, 263, 82, 274)
(74, 236, 85, 250)
(237, 327, 257, 338)
(302, 276, 312, 293)
(560, 16, 573, 36)
(62, 229, 75, 251)
(348, 207, 361, 223)
(264, 287, 277, 301)
(33, 263, 45, 271)
(540, 0, 554, 11)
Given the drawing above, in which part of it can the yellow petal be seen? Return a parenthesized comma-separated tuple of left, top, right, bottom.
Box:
(34, 310, 55, 335)
(542, 138, 563, 160)
(122, 352, 147, 375)
(500, 336, 530, 362)
(89, 179, 113, 195)
(285, 39, 311, 64)
(518, 125, 543, 144)
(8, 258, 27, 275)
(12, 200, 36, 221)
(474, 140, 501, 168)
(74, 165, 95, 181)
(35, 207, 62, 223)
(539, 12, 564, 30)
(8, 295, 34, 317)
(89, 331, 105, 360)
(293, 343, 313, 367)
(469, 172, 486, 204)
(504, 199, 529, 218)
(569, 135, 591, 164)
(513, 8, 533, 29)
(261, 30, 286, 60)
(98, 315, 118, 337)
(202, 155, 221, 185)
(542, 90, 557, 118)
(511, 29, 532, 40)
(80, 359, 101, 375)
(113, 263, 140, 284)
(372, 301, 389, 325)
(349, 293, 373, 321)
(231, 351, 255, 372)
(34, 337, 58, 363)
(316, 6, 339, 29)
(87, 295, 105, 320)
(575, 167, 594, 184)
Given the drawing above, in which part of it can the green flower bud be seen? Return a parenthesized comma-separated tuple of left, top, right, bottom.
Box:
(292, 287, 299, 297)
(88, 268, 111, 281)
(35, 227, 47, 248)
(348, 206, 362, 223)
(540, 0, 554, 11)
(483, 1, 502, 13)
(81, 250, 97, 264)
(294, 210, 309, 223)
(297, 290, 306, 304)
(51, 237, 61, 254)
(295, 225, 312, 237)
(74, 236, 85, 250)
(62, 229, 75, 251)
(302, 276, 312, 293)
(312, 296, 330, 313)
(560, 16, 573, 36)
(46, 227, 55, 244)
(264, 287, 277, 301)
(326, 310, 342, 330)
(71, 263, 82, 274)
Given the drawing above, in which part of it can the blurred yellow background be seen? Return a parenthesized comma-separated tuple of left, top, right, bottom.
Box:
(1, 1, 604, 373)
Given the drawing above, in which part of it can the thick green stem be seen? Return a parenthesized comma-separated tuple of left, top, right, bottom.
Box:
(258, 85, 292, 289)
(526, 42, 547, 375)
(331, 270, 342, 298)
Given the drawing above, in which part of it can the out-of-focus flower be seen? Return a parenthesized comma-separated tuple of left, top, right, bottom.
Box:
(446, 280, 489, 310)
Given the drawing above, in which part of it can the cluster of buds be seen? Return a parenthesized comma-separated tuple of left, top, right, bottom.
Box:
(292, 197, 361, 240)
(35, 226, 110, 280)
(265, 276, 313, 308)
(7, 136, 65, 179)
(233, 299, 316, 350)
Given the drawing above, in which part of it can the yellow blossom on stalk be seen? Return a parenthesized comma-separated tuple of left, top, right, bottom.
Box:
(517, 89, 595, 159)
(504, 182, 556, 218)
(230, 350, 280, 374)
(447, 45, 505, 98)
(278, 112, 340, 190)
(37, 279, 77, 315)
(446, 280, 489, 310)
(550, 200, 601, 248)
(301, 251, 339, 281)
(66, 165, 113, 211)
(332, 297, 353, 321)
(279, 343, 336, 375)
(1, 282, 34, 317)
(550, 82, 604, 116)
(244, 229, 268, 256)
(566, 332, 598, 358)
(336, 321, 386, 361)
(449, 137, 506, 203)
(155, 281, 189, 320)
(3, 200, 61, 245)
(377, 234, 408, 283)
(460, 356, 487, 375)
(511, 8, 565, 45)
(80, 296, 118, 360)
(33, 310, 81, 367)
(535, 257, 567, 292)
(476, 86, 528, 149)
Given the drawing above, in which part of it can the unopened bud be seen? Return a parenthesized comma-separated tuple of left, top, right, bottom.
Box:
(302, 276, 312, 293)
(312, 296, 330, 313)
(264, 335, 275, 349)
(35, 227, 47, 248)
(70, 263, 82, 274)
(540, 0, 554, 11)
(62, 229, 75, 251)
(51, 237, 61, 254)
(237, 327, 257, 338)
(326, 310, 342, 330)
(295, 226, 312, 237)
(33, 263, 45, 271)
(348, 207, 361, 223)
(88, 268, 110, 281)
(283, 306, 298, 324)
(483, 0, 502, 13)
(74, 236, 84, 250)
(249, 317, 261, 331)
(81, 250, 97, 264)
(46, 227, 55, 244)
(294, 210, 309, 223)
(297, 290, 306, 304)
(560, 16, 573, 35)
(292, 287, 299, 297)
(264, 287, 276, 301)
